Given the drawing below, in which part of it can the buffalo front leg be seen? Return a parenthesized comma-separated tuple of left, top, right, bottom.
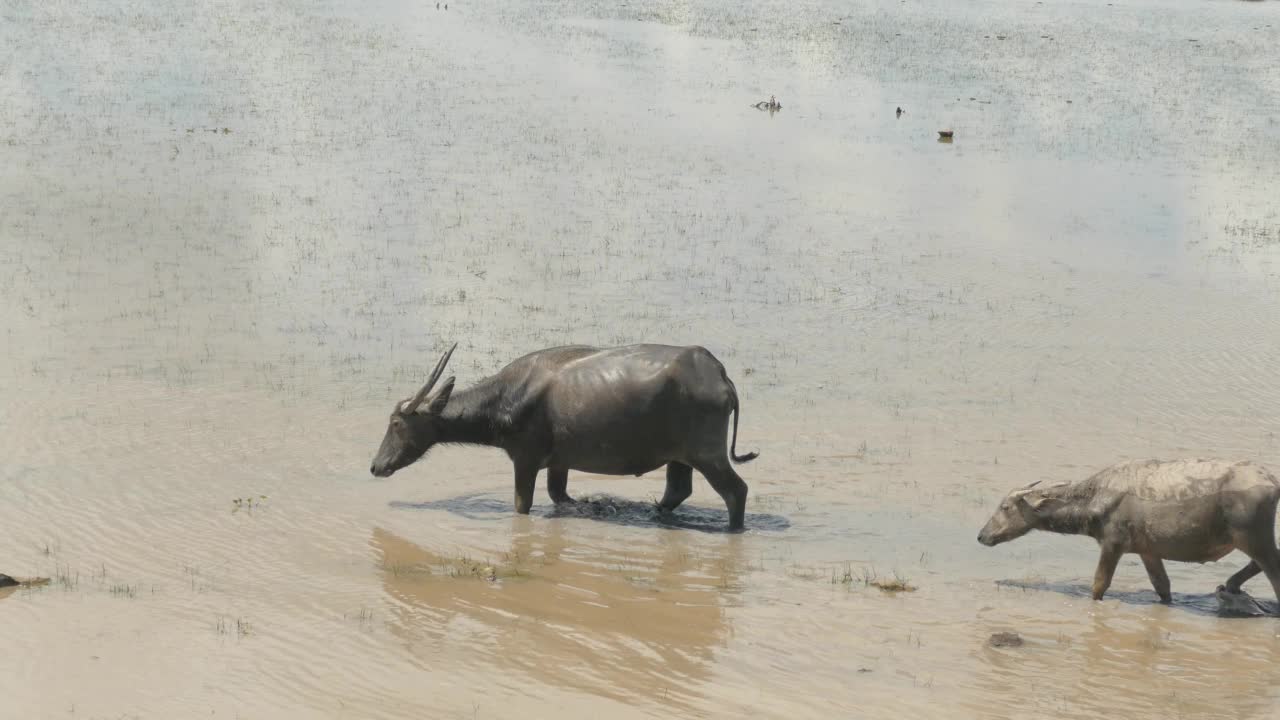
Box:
(1140, 554, 1172, 603)
(547, 466, 573, 505)
(658, 463, 693, 512)
(1092, 545, 1123, 601)
(513, 464, 537, 515)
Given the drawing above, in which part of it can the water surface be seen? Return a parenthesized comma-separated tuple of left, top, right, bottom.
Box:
(3, 0, 1280, 717)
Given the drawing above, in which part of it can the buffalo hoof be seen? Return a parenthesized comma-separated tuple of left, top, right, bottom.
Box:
(1215, 585, 1269, 617)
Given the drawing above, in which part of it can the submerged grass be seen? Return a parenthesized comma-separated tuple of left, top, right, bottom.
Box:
(788, 565, 826, 581)
(827, 563, 917, 593)
(232, 495, 269, 514)
(385, 551, 525, 583)
(108, 583, 138, 598)
(36, 558, 150, 598)
(55, 563, 79, 591)
(870, 575, 917, 594)
(216, 616, 252, 637)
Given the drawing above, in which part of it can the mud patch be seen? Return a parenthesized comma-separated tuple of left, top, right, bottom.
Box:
(987, 632, 1024, 648)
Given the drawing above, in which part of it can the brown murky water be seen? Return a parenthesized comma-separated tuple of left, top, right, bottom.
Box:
(4, 0, 1280, 717)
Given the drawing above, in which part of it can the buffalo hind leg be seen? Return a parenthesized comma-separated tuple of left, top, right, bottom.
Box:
(1225, 561, 1262, 593)
(547, 466, 573, 505)
(695, 461, 748, 531)
(1254, 553, 1280, 616)
(1140, 554, 1172, 603)
(1233, 522, 1280, 614)
(659, 463, 693, 512)
(513, 464, 537, 514)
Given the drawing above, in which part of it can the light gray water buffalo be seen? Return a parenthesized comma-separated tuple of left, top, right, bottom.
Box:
(370, 343, 758, 530)
(978, 458, 1280, 609)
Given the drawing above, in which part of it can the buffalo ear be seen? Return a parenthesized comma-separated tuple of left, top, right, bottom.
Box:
(423, 377, 455, 415)
(1027, 495, 1064, 515)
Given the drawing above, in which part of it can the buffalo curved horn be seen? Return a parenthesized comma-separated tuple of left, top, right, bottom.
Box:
(401, 342, 458, 413)
(1012, 480, 1042, 496)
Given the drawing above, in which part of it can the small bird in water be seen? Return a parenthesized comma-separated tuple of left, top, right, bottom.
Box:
(896, 106, 903, 117)
(752, 95, 782, 111)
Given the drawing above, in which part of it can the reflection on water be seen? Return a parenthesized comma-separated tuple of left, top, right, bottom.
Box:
(372, 521, 745, 710)
(970, 609, 1280, 720)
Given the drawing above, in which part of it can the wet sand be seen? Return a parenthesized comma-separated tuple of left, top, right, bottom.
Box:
(3, 0, 1280, 717)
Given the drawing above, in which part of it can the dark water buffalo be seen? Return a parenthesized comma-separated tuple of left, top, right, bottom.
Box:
(978, 459, 1280, 610)
(370, 344, 758, 530)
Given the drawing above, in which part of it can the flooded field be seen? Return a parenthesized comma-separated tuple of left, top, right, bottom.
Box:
(3, 0, 1280, 717)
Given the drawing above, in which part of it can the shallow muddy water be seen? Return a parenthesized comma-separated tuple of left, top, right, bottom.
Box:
(3, 0, 1280, 717)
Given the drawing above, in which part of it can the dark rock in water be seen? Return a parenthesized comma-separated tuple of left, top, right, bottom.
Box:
(988, 631, 1024, 648)
(1215, 585, 1270, 617)
(0, 574, 50, 589)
